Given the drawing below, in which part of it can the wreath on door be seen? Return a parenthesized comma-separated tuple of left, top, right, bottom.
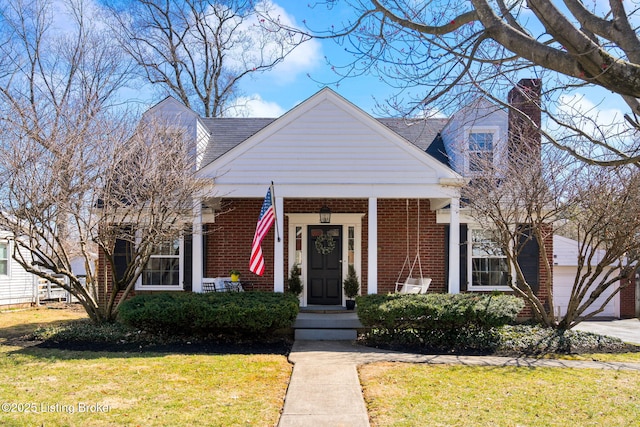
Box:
(315, 233, 336, 255)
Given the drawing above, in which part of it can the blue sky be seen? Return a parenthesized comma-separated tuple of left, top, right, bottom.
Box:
(229, 0, 626, 129)
(59, 0, 625, 125)
(232, 1, 397, 117)
(105, 0, 394, 116)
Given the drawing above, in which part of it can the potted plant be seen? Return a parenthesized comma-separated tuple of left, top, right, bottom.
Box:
(343, 264, 360, 310)
(229, 269, 241, 282)
(287, 265, 303, 297)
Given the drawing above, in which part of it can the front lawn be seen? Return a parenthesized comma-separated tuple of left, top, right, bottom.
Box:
(360, 362, 640, 427)
(0, 306, 291, 426)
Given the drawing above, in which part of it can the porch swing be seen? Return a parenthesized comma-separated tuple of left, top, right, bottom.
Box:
(394, 199, 432, 294)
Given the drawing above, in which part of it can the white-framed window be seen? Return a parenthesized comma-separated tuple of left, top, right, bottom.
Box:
(468, 131, 494, 171)
(0, 241, 8, 276)
(137, 236, 183, 290)
(468, 229, 509, 290)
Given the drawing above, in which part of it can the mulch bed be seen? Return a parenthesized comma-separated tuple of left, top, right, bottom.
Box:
(35, 339, 294, 355)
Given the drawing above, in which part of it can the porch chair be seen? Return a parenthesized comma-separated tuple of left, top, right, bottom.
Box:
(395, 277, 432, 294)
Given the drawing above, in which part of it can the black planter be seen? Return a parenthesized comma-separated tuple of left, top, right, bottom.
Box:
(345, 299, 356, 310)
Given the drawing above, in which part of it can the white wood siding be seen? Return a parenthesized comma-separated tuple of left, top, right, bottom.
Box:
(203, 92, 461, 200)
(195, 118, 211, 170)
(441, 99, 508, 175)
(0, 242, 36, 306)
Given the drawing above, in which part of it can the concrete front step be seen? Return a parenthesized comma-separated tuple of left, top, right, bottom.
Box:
(293, 312, 364, 341)
(295, 328, 358, 340)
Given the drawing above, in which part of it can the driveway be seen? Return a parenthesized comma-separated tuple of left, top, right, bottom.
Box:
(573, 318, 640, 345)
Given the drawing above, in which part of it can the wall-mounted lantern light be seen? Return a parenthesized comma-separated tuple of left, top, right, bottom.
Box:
(319, 204, 331, 224)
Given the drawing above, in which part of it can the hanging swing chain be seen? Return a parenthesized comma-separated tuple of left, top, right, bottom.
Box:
(409, 199, 424, 279)
(395, 199, 412, 284)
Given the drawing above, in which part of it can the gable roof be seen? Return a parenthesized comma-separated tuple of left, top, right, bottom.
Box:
(198, 106, 450, 168)
(377, 118, 449, 151)
(199, 118, 276, 167)
(198, 88, 463, 199)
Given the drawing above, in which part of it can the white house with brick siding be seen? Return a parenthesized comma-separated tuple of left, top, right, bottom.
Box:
(106, 82, 554, 311)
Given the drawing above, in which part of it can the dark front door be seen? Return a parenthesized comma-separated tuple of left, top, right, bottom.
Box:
(307, 225, 342, 305)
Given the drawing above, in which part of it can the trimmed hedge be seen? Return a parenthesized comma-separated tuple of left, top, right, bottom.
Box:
(357, 293, 524, 329)
(356, 293, 524, 352)
(118, 292, 299, 338)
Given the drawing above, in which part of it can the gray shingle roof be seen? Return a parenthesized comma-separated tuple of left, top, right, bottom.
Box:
(199, 117, 275, 167)
(199, 116, 449, 168)
(377, 117, 449, 150)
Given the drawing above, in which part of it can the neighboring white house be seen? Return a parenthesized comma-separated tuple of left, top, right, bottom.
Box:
(0, 234, 37, 307)
(553, 235, 620, 318)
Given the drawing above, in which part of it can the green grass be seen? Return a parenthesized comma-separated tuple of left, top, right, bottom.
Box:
(4, 306, 640, 426)
(543, 351, 640, 363)
(0, 307, 291, 426)
(360, 362, 640, 427)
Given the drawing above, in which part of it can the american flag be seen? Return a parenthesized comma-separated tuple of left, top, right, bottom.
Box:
(249, 187, 275, 275)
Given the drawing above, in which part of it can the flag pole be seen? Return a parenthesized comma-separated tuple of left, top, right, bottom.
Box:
(270, 181, 281, 242)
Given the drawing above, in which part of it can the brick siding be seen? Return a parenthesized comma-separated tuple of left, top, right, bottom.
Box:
(620, 276, 638, 318)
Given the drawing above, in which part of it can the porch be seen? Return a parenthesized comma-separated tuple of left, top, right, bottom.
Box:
(190, 195, 464, 306)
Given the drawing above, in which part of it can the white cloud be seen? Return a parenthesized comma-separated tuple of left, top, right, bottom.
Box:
(556, 93, 627, 137)
(227, 94, 285, 117)
(250, 1, 323, 84)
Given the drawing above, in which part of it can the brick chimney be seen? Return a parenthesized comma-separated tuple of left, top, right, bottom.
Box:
(508, 79, 542, 163)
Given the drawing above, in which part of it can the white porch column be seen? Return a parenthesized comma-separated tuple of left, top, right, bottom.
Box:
(448, 197, 461, 294)
(191, 199, 203, 293)
(273, 196, 285, 292)
(368, 197, 378, 294)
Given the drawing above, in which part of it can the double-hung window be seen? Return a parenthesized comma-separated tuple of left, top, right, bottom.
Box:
(140, 237, 182, 290)
(468, 131, 494, 172)
(0, 242, 8, 276)
(469, 229, 509, 289)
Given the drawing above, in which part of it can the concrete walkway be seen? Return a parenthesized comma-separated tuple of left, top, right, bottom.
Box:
(278, 339, 640, 427)
(574, 318, 640, 345)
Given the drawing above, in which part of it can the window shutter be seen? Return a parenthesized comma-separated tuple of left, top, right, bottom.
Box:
(113, 238, 132, 282)
(517, 225, 539, 294)
(459, 224, 468, 291)
(445, 224, 468, 291)
(183, 231, 193, 292)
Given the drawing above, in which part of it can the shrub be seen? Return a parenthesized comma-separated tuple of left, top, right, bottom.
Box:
(118, 292, 299, 339)
(287, 265, 303, 297)
(343, 264, 360, 299)
(495, 325, 635, 355)
(356, 293, 524, 352)
(357, 293, 523, 329)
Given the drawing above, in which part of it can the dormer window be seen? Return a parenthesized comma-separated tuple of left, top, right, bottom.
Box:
(468, 131, 494, 171)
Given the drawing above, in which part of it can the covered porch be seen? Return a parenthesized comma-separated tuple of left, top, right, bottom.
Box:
(190, 187, 464, 307)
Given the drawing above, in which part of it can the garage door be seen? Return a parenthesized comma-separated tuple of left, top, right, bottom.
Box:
(553, 267, 619, 318)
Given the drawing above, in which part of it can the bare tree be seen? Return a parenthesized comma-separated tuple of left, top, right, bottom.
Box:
(463, 137, 640, 328)
(559, 165, 640, 327)
(105, 0, 306, 117)
(0, 0, 205, 322)
(274, 1, 640, 166)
